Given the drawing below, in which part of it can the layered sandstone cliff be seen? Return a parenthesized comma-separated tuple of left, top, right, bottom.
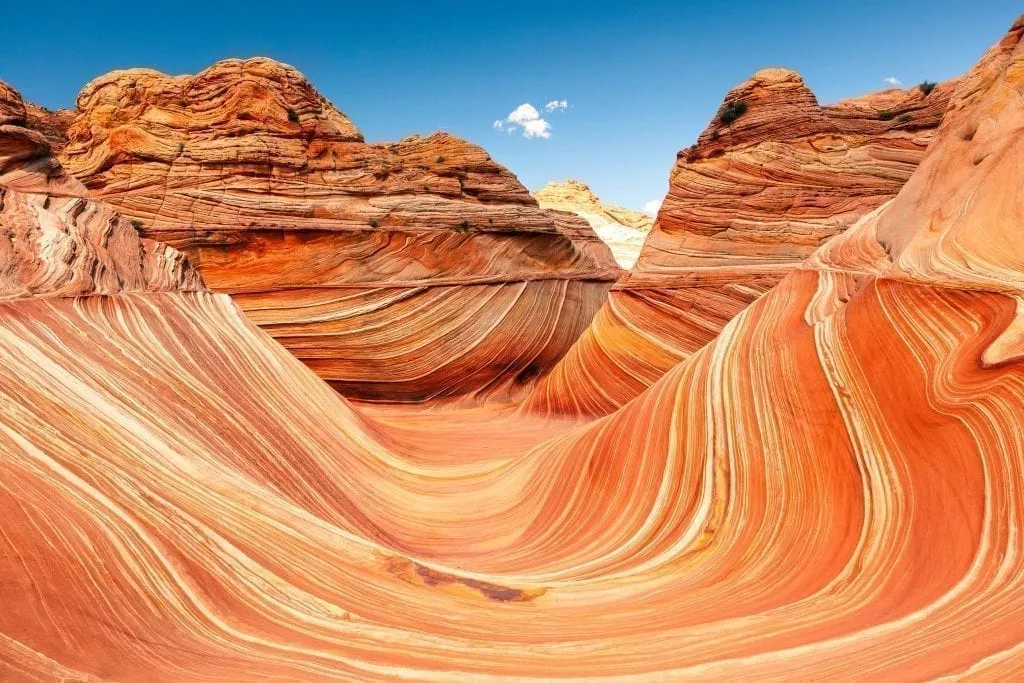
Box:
(526, 68, 957, 416)
(59, 58, 619, 402)
(0, 80, 201, 298)
(533, 179, 653, 267)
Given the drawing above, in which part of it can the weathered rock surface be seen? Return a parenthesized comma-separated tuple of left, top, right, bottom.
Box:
(0, 81, 25, 124)
(60, 58, 619, 401)
(2, 81, 75, 153)
(0, 80, 202, 298)
(533, 179, 653, 267)
(23, 103, 74, 154)
(3, 14, 1024, 681)
(526, 68, 957, 416)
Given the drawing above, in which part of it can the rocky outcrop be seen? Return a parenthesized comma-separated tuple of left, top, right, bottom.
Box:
(23, 103, 74, 154)
(0, 81, 25, 124)
(2, 81, 74, 153)
(533, 179, 653, 267)
(59, 58, 619, 402)
(526, 68, 957, 416)
(4, 15, 1024, 680)
(0, 80, 202, 298)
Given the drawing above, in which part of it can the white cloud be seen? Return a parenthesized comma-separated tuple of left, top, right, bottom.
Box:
(508, 103, 541, 125)
(884, 77, 902, 86)
(501, 103, 552, 139)
(493, 120, 505, 130)
(642, 199, 662, 216)
(544, 99, 569, 112)
(521, 119, 551, 139)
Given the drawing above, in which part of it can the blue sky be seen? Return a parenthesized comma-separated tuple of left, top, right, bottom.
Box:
(3, 1, 1020, 211)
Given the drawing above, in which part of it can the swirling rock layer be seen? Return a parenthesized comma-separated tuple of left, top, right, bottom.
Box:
(59, 58, 618, 401)
(527, 68, 957, 416)
(4, 15, 1024, 680)
(1, 81, 74, 153)
(0, 81, 202, 299)
(533, 179, 653, 267)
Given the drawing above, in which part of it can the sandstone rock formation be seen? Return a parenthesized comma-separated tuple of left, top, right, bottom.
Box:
(23, 103, 74, 154)
(59, 58, 619, 402)
(0, 81, 201, 298)
(5, 14, 1024, 680)
(0, 81, 23, 123)
(526, 68, 957, 417)
(2, 81, 74, 153)
(533, 179, 653, 267)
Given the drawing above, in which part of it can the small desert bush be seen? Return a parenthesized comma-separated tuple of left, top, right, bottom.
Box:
(287, 108, 300, 123)
(878, 110, 896, 121)
(919, 81, 937, 96)
(717, 100, 748, 125)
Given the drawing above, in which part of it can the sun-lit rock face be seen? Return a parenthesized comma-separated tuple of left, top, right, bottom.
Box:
(5, 16, 1024, 680)
(4, 16, 1024, 679)
(533, 179, 653, 267)
(2, 81, 74, 153)
(0, 81, 26, 124)
(0, 80, 202, 298)
(525, 67, 957, 416)
(22, 103, 74, 154)
(59, 58, 619, 402)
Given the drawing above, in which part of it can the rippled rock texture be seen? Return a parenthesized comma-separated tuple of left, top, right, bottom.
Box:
(527, 68, 957, 416)
(59, 58, 619, 402)
(5, 14, 1024, 680)
(0, 81, 201, 298)
(2, 81, 74, 154)
(23, 104, 74, 154)
(533, 179, 653, 267)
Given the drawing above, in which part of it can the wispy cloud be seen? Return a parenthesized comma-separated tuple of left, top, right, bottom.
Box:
(544, 99, 569, 112)
(884, 76, 902, 86)
(502, 103, 552, 139)
(642, 199, 662, 216)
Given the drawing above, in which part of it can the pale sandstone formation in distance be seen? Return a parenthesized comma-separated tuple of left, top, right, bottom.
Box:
(526, 67, 957, 417)
(533, 179, 653, 267)
(59, 58, 619, 402)
(6, 15, 1024, 681)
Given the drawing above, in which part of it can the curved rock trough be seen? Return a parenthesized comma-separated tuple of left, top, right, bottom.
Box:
(2, 14, 1024, 680)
